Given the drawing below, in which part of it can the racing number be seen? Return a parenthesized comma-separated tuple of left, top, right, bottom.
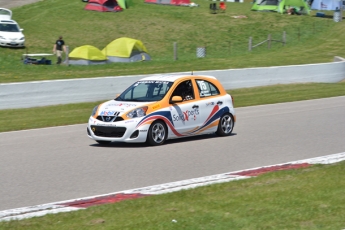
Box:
(198, 81, 207, 90)
(197, 80, 211, 97)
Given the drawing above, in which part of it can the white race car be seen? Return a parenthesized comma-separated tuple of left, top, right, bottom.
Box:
(87, 74, 236, 146)
(0, 8, 25, 48)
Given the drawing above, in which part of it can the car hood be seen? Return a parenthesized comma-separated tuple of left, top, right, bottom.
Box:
(0, 31, 24, 39)
(97, 100, 151, 116)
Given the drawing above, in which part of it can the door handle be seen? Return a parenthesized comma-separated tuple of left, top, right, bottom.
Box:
(192, 105, 199, 109)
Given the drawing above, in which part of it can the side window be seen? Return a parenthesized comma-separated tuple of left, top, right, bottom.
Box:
(196, 80, 220, 98)
(171, 80, 194, 101)
(152, 83, 170, 98)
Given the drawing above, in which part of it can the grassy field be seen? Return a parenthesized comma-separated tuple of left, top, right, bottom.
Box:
(1, 161, 344, 229)
(1, 0, 344, 83)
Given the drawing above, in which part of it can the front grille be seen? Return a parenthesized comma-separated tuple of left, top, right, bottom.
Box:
(91, 125, 126, 138)
(96, 112, 123, 122)
(7, 43, 19, 46)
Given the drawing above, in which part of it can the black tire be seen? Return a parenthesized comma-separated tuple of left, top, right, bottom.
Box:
(147, 120, 167, 146)
(216, 113, 234, 136)
(96, 140, 111, 145)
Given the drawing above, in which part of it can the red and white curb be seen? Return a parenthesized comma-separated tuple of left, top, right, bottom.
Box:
(1, 152, 344, 222)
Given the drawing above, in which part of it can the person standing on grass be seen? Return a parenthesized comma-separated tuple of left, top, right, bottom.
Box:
(53, 36, 66, 64)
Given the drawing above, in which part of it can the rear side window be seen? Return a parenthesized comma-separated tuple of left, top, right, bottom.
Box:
(196, 79, 220, 98)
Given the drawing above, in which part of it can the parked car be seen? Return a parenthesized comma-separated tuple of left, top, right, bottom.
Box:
(0, 8, 25, 47)
(87, 74, 236, 146)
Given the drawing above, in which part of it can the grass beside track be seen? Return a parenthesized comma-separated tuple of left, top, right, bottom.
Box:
(1, 161, 344, 229)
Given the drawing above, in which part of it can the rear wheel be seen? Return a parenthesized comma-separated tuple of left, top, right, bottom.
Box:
(147, 120, 167, 146)
(216, 113, 234, 136)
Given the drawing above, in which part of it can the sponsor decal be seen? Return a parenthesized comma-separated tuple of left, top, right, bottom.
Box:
(97, 124, 116, 126)
(206, 102, 215, 106)
(135, 80, 170, 85)
(139, 130, 147, 132)
(152, 104, 161, 110)
(100, 111, 117, 116)
(125, 120, 135, 123)
(173, 108, 199, 122)
(106, 103, 137, 107)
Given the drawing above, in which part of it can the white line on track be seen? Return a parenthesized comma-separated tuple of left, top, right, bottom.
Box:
(1, 152, 344, 222)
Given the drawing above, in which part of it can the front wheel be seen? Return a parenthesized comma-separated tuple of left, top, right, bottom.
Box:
(147, 120, 167, 146)
(216, 113, 234, 136)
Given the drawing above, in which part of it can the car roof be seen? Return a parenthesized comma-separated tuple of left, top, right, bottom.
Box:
(139, 74, 217, 82)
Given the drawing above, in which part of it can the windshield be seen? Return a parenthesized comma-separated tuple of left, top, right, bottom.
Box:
(116, 80, 173, 102)
(0, 23, 20, 32)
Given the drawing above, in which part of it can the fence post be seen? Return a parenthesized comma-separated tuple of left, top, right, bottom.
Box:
(340, 7, 344, 22)
(282, 31, 286, 46)
(228, 41, 231, 54)
(65, 45, 69, 66)
(267, 34, 271, 49)
(173, 42, 178, 61)
(248, 37, 252, 51)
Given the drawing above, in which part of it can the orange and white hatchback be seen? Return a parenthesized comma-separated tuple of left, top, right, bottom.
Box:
(87, 74, 236, 145)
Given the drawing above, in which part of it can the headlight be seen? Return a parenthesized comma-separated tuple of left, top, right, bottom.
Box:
(20, 37, 25, 40)
(91, 105, 99, 116)
(126, 106, 148, 119)
(0, 36, 4, 39)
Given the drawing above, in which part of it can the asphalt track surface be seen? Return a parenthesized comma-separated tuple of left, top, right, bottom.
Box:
(0, 97, 344, 211)
(0, 0, 40, 9)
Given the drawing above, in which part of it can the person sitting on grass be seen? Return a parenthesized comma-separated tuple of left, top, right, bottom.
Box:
(286, 6, 302, 15)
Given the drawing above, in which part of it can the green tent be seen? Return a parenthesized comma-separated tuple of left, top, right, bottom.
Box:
(102, 37, 151, 63)
(251, 0, 280, 12)
(68, 45, 108, 65)
(117, 0, 128, 9)
(102, 37, 148, 57)
(70, 45, 107, 60)
(251, 0, 310, 14)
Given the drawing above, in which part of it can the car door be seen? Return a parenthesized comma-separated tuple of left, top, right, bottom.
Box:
(194, 79, 224, 134)
(169, 80, 203, 136)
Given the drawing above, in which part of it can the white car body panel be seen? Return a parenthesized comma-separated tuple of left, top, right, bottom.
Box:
(0, 9, 25, 48)
(87, 75, 236, 145)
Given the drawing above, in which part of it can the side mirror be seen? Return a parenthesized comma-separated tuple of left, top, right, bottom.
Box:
(20, 29, 24, 32)
(170, 96, 183, 104)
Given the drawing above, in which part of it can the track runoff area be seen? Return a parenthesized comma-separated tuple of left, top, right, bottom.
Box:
(0, 152, 344, 221)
